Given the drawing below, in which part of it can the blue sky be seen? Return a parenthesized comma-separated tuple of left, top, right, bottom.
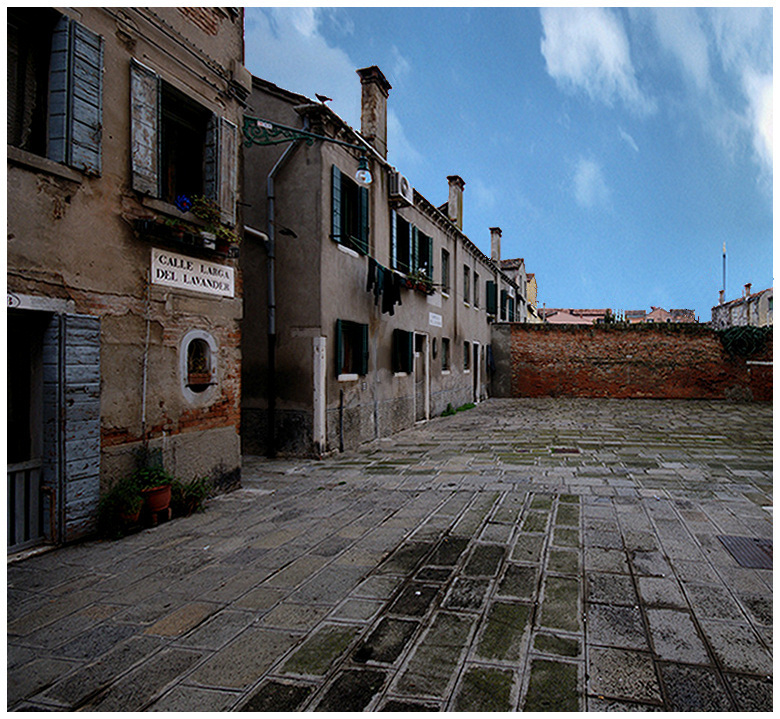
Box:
(244, 7, 773, 320)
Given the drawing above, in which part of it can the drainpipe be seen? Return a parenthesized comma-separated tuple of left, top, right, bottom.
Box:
(254, 130, 305, 457)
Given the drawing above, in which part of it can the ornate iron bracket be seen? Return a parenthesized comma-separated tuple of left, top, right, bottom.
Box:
(243, 115, 366, 151)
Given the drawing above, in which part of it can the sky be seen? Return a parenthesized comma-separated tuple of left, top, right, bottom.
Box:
(244, 6, 773, 320)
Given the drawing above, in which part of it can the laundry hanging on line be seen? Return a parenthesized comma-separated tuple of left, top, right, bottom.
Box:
(367, 257, 402, 316)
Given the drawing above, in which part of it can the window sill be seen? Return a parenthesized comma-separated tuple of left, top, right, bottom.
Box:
(141, 197, 204, 224)
(336, 243, 361, 259)
(393, 372, 409, 378)
(464, 369, 471, 374)
(442, 369, 451, 375)
(442, 291, 450, 299)
(7, 145, 83, 184)
(338, 373, 359, 382)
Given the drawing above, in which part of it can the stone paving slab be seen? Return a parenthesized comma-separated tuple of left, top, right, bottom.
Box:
(6, 398, 773, 711)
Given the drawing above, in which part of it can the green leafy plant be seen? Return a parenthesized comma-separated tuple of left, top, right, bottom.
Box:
(171, 476, 213, 517)
(718, 326, 771, 357)
(441, 403, 456, 417)
(97, 476, 144, 538)
(133, 466, 174, 490)
(190, 196, 241, 246)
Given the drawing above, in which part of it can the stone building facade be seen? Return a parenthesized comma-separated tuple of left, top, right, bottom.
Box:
(7, 7, 248, 549)
(711, 285, 773, 329)
(241, 67, 523, 457)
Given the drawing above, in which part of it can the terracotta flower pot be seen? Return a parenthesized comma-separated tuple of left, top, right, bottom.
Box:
(142, 485, 172, 513)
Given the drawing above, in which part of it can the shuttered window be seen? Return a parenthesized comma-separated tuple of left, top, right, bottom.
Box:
(8, 9, 103, 174)
(486, 281, 498, 315)
(332, 165, 369, 255)
(130, 61, 238, 225)
(500, 289, 508, 320)
(392, 329, 414, 374)
(441, 249, 450, 294)
(336, 320, 369, 376)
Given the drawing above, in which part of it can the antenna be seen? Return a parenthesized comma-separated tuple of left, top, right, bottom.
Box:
(722, 242, 726, 295)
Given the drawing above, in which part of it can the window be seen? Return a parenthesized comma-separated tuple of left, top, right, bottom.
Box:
(442, 338, 450, 371)
(186, 338, 213, 393)
(441, 249, 450, 294)
(508, 295, 515, 322)
(336, 320, 368, 376)
(392, 329, 413, 374)
(131, 61, 238, 225)
(8, 9, 103, 173)
(332, 165, 369, 255)
(464, 341, 471, 371)
(463, 265, 471, 304)
(473, 273, 479, 308)
(486, 280, 498, 315)
(392, 212, 433, 278)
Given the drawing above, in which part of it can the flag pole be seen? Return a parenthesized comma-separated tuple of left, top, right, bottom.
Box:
(722, 242, 726, 294)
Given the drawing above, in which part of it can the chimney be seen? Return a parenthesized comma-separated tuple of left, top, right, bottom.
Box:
(744, 282, 752, 297)
(357, 66, 391, 158)
(447, 175, 465, 230)
(490, 227, 502, 263)
(719, 289, 725, 305)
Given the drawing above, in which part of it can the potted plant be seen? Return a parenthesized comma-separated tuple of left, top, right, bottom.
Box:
(171, 476, 212, 517)
(190, 196, 241, 253)
(134, 466, 174, 513)
(97, 476, 144, 538)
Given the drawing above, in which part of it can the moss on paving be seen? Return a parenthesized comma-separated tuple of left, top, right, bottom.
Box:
(540, 576, 580, 632)
(282, 625, 359, 676)
(555, 503, 580, 526)
(533, 632, 580, 657)
(523, 659, 579, 711)
(552, 526, 579, 548)
(548, 548, 579, 575)
(512, 535, 544, 563)
(521, 511, 549, 533)
(476, 601, 531, 661)
(454, 667, 514, 711)
(497, 563, 537, 600)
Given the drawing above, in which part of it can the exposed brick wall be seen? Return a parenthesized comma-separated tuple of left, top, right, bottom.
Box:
(492, 324, 772, 401)
(179, 7, 223, 36)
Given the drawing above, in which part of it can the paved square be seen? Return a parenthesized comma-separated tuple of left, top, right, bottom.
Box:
(7, 398, 772, 711)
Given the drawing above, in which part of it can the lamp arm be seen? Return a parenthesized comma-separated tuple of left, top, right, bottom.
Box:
(243, 115, 366, 152)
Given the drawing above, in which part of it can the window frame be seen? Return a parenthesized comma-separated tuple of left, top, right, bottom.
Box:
(392, 328, 414, 375)
(464, 340, 471, 372)
(332, 165, 369, 255)
(336, 319, 369, 378)
(441, 337, 451, 372)
(463, 265, 471, 305)
(441, 248, 450, 295)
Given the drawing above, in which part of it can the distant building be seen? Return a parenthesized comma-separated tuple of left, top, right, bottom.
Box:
(525, 273, 542, 323)
(711, 284, 773, 329)
(644, 306, 697, 324)
(540, 308, 611, 325)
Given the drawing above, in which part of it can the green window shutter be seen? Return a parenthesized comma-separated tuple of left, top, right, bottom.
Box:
(331, 165, 342, 243)
(411, 226, 419, 271)
(486, 281, 497, 315)
(359, 323, 369, 375)
(390, 209, 397, 269)
(500, 289, 508, 320)
(130, 60, 160, 195)
(335, 319, 343, 375)
(406, 331, 413, 373)
(358, 185, 369, 254)
(427, 235, 434, 279)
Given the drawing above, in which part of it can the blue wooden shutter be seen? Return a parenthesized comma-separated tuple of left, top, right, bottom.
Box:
(218, 118, 238, 226)
(130, 60, 160, 195)
(48, 17, 103, 173)
(358, 185, 369, 255)
(62, 314, 101, 541)
(47, 16, 71, 165)
(68, 21, 103, 174)
(331, 165, 342, 243)
(391, 210, 397, 269)
(359, 323, 369, 375)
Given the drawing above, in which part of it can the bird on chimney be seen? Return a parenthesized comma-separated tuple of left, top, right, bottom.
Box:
(315, 93, 333, 104)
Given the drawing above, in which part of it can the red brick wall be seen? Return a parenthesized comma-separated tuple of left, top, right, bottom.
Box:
(501, 324, 772, 401)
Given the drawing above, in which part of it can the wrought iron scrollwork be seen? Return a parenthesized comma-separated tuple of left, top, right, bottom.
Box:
(242, 116, 315, 148)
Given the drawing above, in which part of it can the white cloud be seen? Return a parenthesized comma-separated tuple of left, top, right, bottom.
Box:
(573, 158, 610, 209)
(244, 8, 362, 127)
(619, 127, 639, 153)
(743, 71, 773, 174)
(649, 8, 711, 93)
(387, 109, 423, 170)
(540, 8, 654, 115)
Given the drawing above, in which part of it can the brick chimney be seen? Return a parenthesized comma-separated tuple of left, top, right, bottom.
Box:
(744, 282, 752, 297)
(357, 66, 391, 158)
(490, 227, 502, 263)
(447, 175, 465, 230)
(719, 289, 725, 305)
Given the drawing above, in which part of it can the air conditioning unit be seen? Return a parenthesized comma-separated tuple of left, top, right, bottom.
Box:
(389, 171, 413, 206)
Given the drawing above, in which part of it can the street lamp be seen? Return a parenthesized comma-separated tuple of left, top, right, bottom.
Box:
(243, 115, 373, 185)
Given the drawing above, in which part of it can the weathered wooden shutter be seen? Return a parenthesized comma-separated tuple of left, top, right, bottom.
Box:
(62, 314, 101, 541)
(47, 16, 71, 165)
(500, 289, 508, 320)
(68, 22, 103, 174)
(205, 116, 238, 225)
(331, 165, 342, 243)
(357, 185, 369, 255)
(426, 234, 434, 278)
(130, 60, 160, 195)
(48, 17, 103, 173)
(218, 118, 238, 225)
(390, 209, 397, 269)
(411, 226, 419, 272)
(359, 323, 369, 375)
